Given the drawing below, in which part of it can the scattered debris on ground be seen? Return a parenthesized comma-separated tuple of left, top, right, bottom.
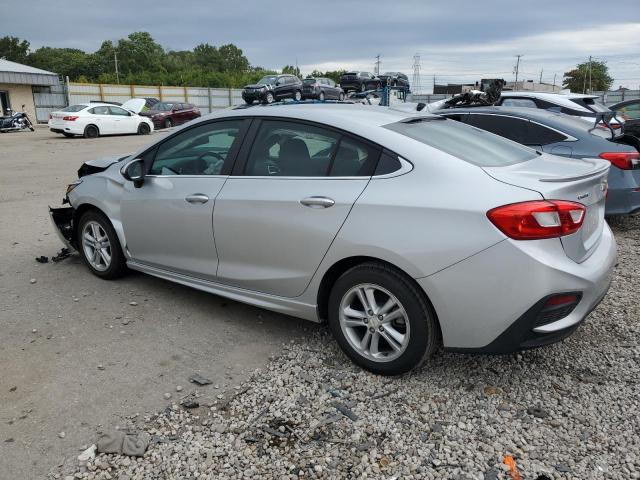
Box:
(51, 247, 72, 263)
(189, 373, 213, 386)
(35, 255, 49, 263)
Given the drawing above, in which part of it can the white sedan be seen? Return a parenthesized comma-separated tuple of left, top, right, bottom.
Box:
(48, 99, 154, 138)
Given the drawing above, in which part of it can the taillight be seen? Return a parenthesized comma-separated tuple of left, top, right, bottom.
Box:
(49, 113, 52, 120)
(487, 200, 586, 240)
(63, 116, 78, 121)
(599, 152, 640, 170)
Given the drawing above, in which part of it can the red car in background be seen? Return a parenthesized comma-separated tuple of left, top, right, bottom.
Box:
(140, 101, 201, 129)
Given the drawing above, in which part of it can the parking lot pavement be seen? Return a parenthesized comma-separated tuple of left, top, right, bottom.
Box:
(0, 127, 311, 479)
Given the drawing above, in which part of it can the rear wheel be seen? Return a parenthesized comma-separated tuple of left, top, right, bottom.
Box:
(294, 90, 302, 101)
(339, 92, 345, 101)
(319, 91, 325, 101)
(83, 125, 99, 139)
(137, 122, 151, 135)
(328, 262, 439, 375)
(245, 99, 254, 105)
(77, 210, 127, 280)
(360, 83, 366, 92)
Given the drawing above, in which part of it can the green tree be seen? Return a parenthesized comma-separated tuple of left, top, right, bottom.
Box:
(0, 36, 30, 63)
(282, 65, 301, 77)
(115, 32, 166, 76)
(563, 60, 613, 93)
(193, 43, 221, 70)
(218, 44, 249, 72)
(27, 47, 90, 79)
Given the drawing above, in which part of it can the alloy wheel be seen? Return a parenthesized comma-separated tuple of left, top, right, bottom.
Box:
(82, 221, 112, 272)
(339, 283, 410, 363)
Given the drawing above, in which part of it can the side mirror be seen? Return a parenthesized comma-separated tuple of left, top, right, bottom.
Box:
(121, 158, 145, 188)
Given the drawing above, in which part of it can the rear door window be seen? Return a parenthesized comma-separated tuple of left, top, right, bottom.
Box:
(109, 106, 130, 116)
(465, 114, 529, 144)
(329, 138, 379, 177)
(384, 118, 536, 166)
(522, 122, 568, 145)
(244, 120, 340, 176)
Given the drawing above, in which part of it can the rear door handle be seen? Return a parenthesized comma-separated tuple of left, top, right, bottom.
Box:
(185, 193, 209, 204)
(300, 196, 335, 208)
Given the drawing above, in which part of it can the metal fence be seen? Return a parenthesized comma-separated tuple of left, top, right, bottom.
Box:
(33, 83, 67, 123)
(591, 90, 640, 106)
(67, 82, 244, 113)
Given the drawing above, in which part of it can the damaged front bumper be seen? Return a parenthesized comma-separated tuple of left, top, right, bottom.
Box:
(49, 206, 77, 251)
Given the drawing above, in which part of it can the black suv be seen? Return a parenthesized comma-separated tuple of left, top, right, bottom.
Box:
(242, 74, 303, 104)
(377, 72, 410, 89)
(339, 71, 381, 93)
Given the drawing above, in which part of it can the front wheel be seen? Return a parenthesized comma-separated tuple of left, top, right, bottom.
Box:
(318, 91, 325, 101)
(294, 90, 302, 101)
(138, 122, 151, 135)
(360, 83, 366, 92)
(77, 210, 127, 280)
(339, 92, 345, 101)
(164, 118, 173, 129)
(265, 92, 275, 104)
(328, 262, 439, 375)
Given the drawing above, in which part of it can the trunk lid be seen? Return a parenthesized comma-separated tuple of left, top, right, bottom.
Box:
(483, 154, 610, 263)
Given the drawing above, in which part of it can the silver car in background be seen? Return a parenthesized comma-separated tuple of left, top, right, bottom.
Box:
(50, 104, 616, 375)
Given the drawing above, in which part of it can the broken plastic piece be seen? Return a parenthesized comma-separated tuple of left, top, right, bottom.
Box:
(189, 373, 212, 386)
(52, 247, 71, 263)
(35, 256, 49, 263)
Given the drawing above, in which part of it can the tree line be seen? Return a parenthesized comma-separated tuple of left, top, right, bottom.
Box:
(0, 32, 346, 88)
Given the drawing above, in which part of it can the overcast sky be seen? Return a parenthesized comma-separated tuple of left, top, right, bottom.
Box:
(4, 0, 640, 91)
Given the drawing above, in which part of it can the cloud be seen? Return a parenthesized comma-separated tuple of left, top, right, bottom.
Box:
(2, 0, 639, 89)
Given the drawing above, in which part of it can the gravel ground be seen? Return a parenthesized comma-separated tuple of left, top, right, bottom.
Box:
(55, 218, 639, 480)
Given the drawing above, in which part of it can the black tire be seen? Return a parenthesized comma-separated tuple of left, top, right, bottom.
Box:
(319, 91, 325, 101)
(137, 122, 151, 135)
(76, 210, 127, 280)
(265, 92, 275, 104)
(63, 132, 74, 138)
(360, 83, 366, 92)
(328, 262, 440, 375)
(29, 126, 35, 132)
(339, 92, 345, 101)
(164, 118, 173, 129)
(245, 99, 254, 105)
(294, 90, 302, 101)
(84, 124, 99, 139)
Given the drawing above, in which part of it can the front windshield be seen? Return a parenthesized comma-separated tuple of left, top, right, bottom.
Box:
(257, 76, 277, 85)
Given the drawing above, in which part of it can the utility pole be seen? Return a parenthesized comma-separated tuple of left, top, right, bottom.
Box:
(375, 54, 381, 76)
(588, 55, 592, 93)
(553, 73, 557, 90)
(539, 68, 543, 84)
(412, 53, 421, 94)
(514, 54, 522, 90)
(114, 50, 120, 84)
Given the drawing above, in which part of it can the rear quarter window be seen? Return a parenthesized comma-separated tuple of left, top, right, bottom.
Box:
(384, 118, 537, 167)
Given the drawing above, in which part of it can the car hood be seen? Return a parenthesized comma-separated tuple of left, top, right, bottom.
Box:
(121, 98, 146, 114)
(78, 154, 131, 178)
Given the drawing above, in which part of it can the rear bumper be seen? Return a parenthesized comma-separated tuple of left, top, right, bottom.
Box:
(418, 224, 617, 352)
(605, 167, 640, 215)
(48, 121, 84, 135)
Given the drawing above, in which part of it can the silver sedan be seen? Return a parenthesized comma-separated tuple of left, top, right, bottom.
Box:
(50, 103, 616, 374)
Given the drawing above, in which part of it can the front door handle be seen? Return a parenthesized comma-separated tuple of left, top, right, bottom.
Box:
(300, 196, 335, 208)
(185, 193, 209, 204)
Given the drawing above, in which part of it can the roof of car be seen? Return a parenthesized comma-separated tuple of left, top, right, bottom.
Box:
(609, 98, 640, 109)
(434, 105, 595, 133)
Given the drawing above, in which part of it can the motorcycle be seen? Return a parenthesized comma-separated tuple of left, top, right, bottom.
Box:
(0, 105, 35, 133)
